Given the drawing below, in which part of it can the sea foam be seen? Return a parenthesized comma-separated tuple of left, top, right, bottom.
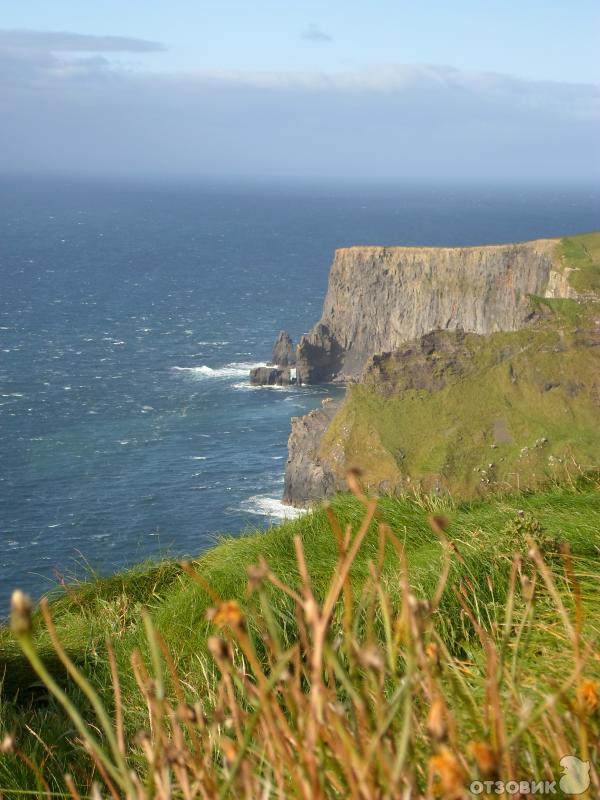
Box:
(172, 362, 266, 380)
(240, 495, 307, 520)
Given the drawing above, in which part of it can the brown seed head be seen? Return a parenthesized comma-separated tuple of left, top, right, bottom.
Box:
(247, 561, 269, 591)
(207, 636, 231, 661)
(346, 467, 366, 500)
(428, 514, 450, 535)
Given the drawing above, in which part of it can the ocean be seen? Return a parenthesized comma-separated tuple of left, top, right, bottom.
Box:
(1, 177, 598, 611)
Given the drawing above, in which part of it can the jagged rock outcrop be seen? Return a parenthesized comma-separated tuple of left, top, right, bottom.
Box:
(272, 331, 296, 367)
(363, 330, 473, 396)
(250, 331, 298, 386)
(296, 239, 575, 383)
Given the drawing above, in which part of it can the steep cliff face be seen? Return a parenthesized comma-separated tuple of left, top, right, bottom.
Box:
(296, 238, 573, 382)
(283, 398, 344, 506)
(284, 233, 600, 506)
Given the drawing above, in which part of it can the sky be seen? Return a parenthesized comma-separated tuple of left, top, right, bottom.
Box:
(1, 1, 599, 182)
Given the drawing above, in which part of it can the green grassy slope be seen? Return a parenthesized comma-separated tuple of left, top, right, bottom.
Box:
(319, 300, 600, 498)
(1, 484, 599, 792)
(557, 231, 600, 294)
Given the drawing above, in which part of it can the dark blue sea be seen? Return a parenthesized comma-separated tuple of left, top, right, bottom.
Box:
(1, 177, 598, 610)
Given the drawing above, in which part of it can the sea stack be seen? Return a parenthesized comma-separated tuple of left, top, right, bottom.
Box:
(250, 330, 298, 385)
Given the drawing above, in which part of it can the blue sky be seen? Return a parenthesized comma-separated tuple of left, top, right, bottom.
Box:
(1, 1, 598, 181)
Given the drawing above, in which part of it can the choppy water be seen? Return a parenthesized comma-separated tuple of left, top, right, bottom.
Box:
(1, 177, 598, 609)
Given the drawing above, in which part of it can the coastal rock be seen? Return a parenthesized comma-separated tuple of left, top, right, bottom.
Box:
(272, 331, 296, 367)
(283, 398, 343, 506)
(249, 332, 298, 385)
(363, 330, 472, 396)
(296, 239, 570, 382)
(249, 366, 296, 386)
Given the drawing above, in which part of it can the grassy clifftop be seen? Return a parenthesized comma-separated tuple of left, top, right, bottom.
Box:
(316, 299, 600, 499)
(557, 231, 600, 294)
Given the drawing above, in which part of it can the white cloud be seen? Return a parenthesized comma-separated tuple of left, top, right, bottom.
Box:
(0, 29, 597, 180)
(0, 29, 163, 53)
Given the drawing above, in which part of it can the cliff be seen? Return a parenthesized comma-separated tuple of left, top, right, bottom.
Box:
(283, 398, 343, 506)
(283, 233, 600, 506)
(296, 237, 580, 383)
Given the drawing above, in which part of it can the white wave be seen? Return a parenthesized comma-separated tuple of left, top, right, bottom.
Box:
(232, 381, 262, 391)
(241, 495, 307, 520)
(232, 381, 295, 392)
(172, 362, 266, 380)
(191, 456, 207, 460)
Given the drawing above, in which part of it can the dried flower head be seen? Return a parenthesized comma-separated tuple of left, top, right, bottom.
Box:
(578, 679, 599, 712)
(428, 514, 451, 535)
(427, 697, 448, 742)
(210, 600, 245, 630)
(346, 467, 366, 499)
(10, 590, 33, 635)
(429, 746, 465, 798)
(468, 740, 498, 777)
(246, 560, 269, 591)
(207, 636, 231, 661)
(220, 737, 237, 765)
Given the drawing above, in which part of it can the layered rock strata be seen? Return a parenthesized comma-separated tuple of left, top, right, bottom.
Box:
(296, 239, 572, 382)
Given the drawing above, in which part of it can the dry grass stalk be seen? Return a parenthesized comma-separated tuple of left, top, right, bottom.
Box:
(8, 475, 600, 798)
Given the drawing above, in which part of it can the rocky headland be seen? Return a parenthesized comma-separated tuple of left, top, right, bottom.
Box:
(251, 233, 600, 506)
